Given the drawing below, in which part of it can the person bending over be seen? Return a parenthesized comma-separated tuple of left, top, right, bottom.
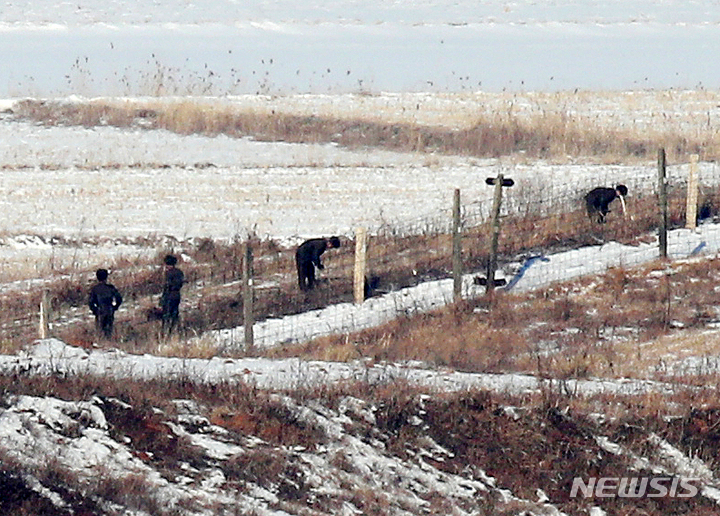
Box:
(295, 236, 341, 291)
(585, 184, 628, 223)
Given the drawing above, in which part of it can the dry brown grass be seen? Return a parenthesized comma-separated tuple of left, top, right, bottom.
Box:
(0, 175, 713, 368)
(269, 255, 720, 384)
(5, 92, 720, 369)
(3, 367, 720, 515)
(11, 94, 718, 162)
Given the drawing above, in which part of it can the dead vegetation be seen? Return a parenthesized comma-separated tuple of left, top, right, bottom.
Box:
(0, 174, 717, 386)
(3, 91, 720, 513)
(5, 92, 720, 362)
(2, 371, 720, 515)
(11, 94, 719, 163)
(270, 255, 720, 383)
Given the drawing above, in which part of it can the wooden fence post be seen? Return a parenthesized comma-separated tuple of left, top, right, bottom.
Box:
(487, 173, 505, 294)
(686, 154, 699, 231)
(452, 188, 462, 301)
(242, 241, 254, 351)
(658, 148, 668, 259)
(39, 289, 50, 339)
(353, 227, 367, 304)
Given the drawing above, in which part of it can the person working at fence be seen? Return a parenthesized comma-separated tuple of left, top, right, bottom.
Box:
(584, 184, 628, 224)
(88, 268, 123, 339)
(160, 254, 184, 335)
(295, 236, 341, 291)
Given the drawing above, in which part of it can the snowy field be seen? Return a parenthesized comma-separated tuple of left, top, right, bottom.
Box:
(2, 0, 720, 95)
(0, 114, 672, 242)
(0, 0, 718, 341)
(0, 337, 701, 399)
(2, 0, 720, 246)
(0, 116, 486, 241)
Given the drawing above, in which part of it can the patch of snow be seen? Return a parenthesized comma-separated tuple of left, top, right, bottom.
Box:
(2, 338, 707, 400)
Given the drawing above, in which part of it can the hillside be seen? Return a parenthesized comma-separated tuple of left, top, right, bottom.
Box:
(2, 335, 720, 516)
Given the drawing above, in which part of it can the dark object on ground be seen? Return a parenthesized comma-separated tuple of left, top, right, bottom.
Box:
(146, 306, 164, 321)
(698, 199, 716, 222)
(473, 276, 507, 287)
(364, 275, 381, 299)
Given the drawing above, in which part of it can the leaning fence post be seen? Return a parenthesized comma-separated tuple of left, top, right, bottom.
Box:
(486, 173, 505, 294)
(452, 189, 463, 301)
(686, 153, 699, 231)
(242, 241, 254, 352)
(39, 289, 51, 339)
(658, 148, 668, 259)
(353, 227, 367, 304)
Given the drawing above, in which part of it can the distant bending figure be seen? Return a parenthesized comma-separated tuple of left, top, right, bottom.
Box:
(89, 268, 123, 339)
(295, 236, 341, 291)
(160, 254, 184, 335)
(585, 184, 628, 223)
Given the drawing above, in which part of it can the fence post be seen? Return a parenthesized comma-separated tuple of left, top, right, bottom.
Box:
(658, 148, 668, 259)
(686, 153, 699, 231)
(452, 188, 462, 301)
(487, 173, 505, 294)
(39, 289, 50, 339)
(242, 241, 254, 352)
(353, 227, 367, 304)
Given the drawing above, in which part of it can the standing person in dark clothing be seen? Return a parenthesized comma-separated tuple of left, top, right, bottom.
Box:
(88, 268, 123, 339)
(295, 236, 341, 291)
(160, 254, 184, 335)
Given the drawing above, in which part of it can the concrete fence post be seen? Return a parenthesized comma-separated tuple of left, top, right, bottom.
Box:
(353, 227, 367, 304)
(486, 173, 505, 294)
(39, 290, 51, 339)
(686, 153, 699, 230)
(452, 188, 462, 301)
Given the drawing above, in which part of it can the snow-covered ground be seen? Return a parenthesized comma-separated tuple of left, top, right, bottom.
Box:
(209, 222, 720, 349)
(1, 113, 716, 243)
(0, 0, 718, 349)
(0, 117, 486, 241)
(1, 100, 718, 351)
(2, 337, 706, 396)
(2, 0, 720, 95)
(0, 338, 719, 515)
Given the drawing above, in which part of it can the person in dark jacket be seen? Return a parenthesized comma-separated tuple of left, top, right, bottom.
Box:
(585, 184, 628, 223)
(88, 268, 123, 339)
(295, 236, 341, 291)
(160, 254, 184, 335)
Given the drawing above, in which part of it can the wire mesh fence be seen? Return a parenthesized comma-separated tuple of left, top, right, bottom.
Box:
(210, 155, 720, 351)
(12, 155, 720, 351)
